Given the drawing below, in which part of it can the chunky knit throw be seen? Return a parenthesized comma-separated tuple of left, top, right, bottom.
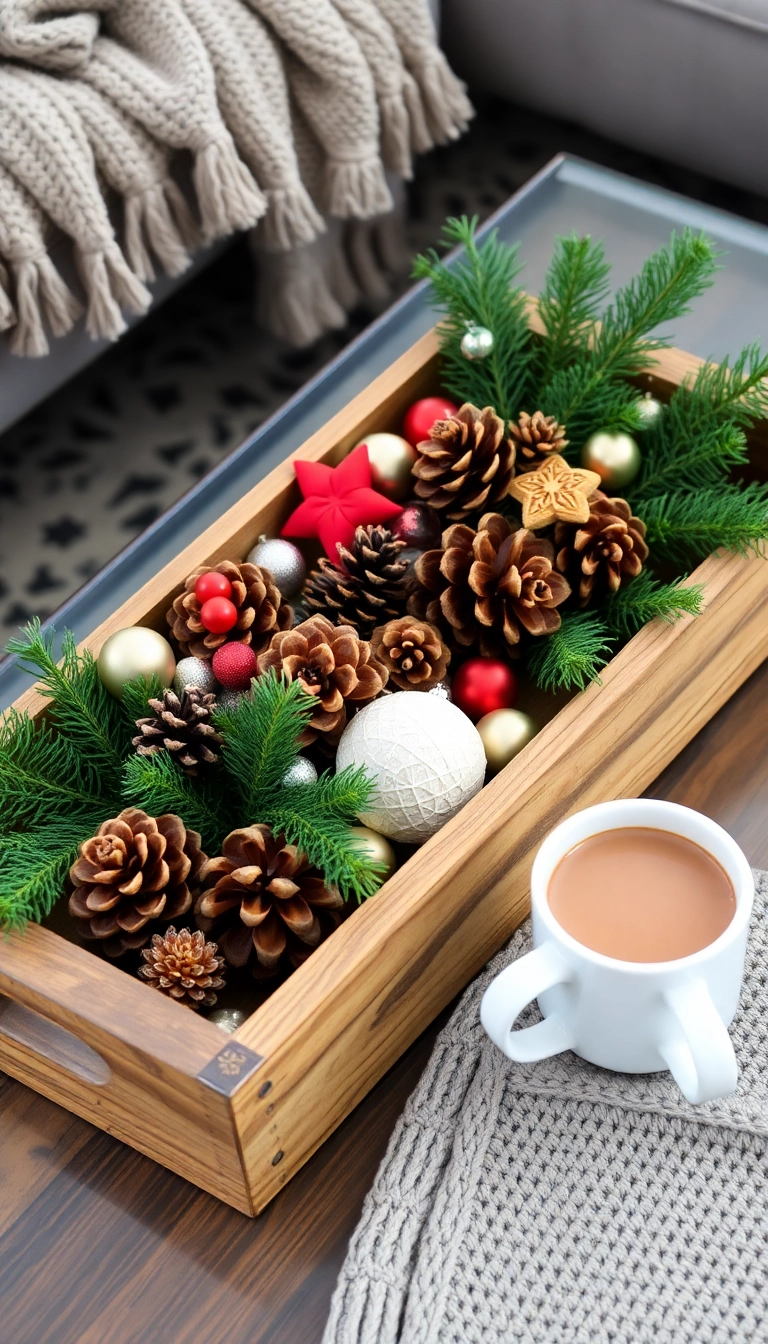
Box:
(325, 869, 768, 1344)
(0, 0, 471, 354)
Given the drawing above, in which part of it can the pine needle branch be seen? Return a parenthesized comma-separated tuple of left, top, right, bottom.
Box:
(631, 420, 749, 499)
(0, 816, 98, 930)
(122, 753, 231, 854)
(527, 613, 615, 694)
(412, 215, 533, 421)
(0, 711, 112, 828)
(603, 573, 704, 640)
(216, 670, 315, 822)
(536, 234, 610, 382)
(639, 484, 768, 566)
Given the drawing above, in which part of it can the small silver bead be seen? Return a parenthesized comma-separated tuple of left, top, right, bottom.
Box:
(209, 1008, 247, 1034)
(173, 656, 217, 697)
(428, 677, 453, 703)
(460, 323, 494, 361)
(247, 537, 307, 597)
(280, 756, 318, 787)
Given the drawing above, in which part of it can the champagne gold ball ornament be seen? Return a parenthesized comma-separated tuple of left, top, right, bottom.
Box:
(635, 392, 664, 429)
(209, 1008, 246, 1034)
(355, 433, 417, 502)
(581, 432, 641, 490)
(173, 656, 218, 697)
(97, 627, 175, 700)
(349, 826, 398, 884)
(477, 709, 538, 774)
(460, 323, 494, 362)
(246, 536, 306, 597)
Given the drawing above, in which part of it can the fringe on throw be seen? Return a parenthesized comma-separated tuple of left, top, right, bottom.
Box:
(379, 92, 413, 180)
(254, 238, 348, 347)
(325, 156, 393, 221)
(413, 51, 474, 145)
(403, 70, 434, 154)
(327, 223, 361, 313)
(346, 218, 391, 304)
(77, 241, 151, 341)
(259, 182, 325, 252)
(0, 259, 16, 332)
(193, 135, 266, 242)
(124, 178, 198, 282)
(8, 251, 82, 357)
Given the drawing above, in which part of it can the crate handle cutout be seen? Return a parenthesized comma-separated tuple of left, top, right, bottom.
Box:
(0, 994, 111, 1086)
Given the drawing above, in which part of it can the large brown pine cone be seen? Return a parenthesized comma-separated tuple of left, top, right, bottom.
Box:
(133, 686, 222, 775)
(167, 559, 292, 660)
(257, 614, 388, 747)
(412, 403, 515, 521)
(69, 808, 206, 957)
(370, 617, 450, 690)
(555, 493, 649, 605)
(195, 825, 345, 976)
(138, 927, 225, 1009)
(510, 411, 568, 470)
(410, 513, 571, 654)
(302, 525, 413, 639)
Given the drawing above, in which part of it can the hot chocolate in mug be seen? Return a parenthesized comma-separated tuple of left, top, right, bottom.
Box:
(480, 799, 754, 1104)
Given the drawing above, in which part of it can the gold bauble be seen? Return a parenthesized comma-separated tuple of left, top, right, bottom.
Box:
(97, 626, 176, 700)
(349, 826, 398, 884)
(356, 432, 417, 502)
(477, 709, 537, 775)
(635, 393, 664, 429)
(581, 432, 641, 490)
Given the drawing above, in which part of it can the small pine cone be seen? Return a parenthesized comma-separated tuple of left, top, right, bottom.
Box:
(412, 403, 515, 521)
(195, 825, 345, 977)
(302, 525, 413, 639)
(257, 614, 388, 747)
(69, 808, 206, 957)
(510, 411, 568, 470)
(555, 493, 648, 605)
(133, 686, 222, 776)
(166, 559, 292, 661)
(409, 513, 571, 654)
(370, 617, 450, 691)
(138, 926, 225, 1009)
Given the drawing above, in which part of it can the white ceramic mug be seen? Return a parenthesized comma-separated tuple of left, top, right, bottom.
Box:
(480, 800, 754, 1104)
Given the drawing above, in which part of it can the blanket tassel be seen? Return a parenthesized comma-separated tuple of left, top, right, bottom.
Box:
(259, 183, 325, 253)
(326, 156, 393, 222)
(194, 135, 266, 242)
(413, 52, 474, 145)
(9, 252, 82, 358)
(124, 179, 198, 282)
(379, 93, 414, 180)
(77, 242, 151, 342)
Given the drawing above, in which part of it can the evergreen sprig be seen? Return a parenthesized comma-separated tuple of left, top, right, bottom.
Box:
(527, 613, 615, 694)
(121, 753, 231, 854)
(603, 573, 704, 640)
(215, 670, 314, 820)
(0, 818, 99, 930)
(535, 234, 610, 383)
(412, 215, 533, 421)
(639, 484, 768, 566)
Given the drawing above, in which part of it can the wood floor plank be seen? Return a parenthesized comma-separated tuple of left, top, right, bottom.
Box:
(0, 1079, 95, 1237)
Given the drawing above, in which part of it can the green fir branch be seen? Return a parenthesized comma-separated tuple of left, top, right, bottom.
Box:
(0, 711, 111, 829)
(122, 753, 231, 854)
(0, 817, 97, 930)
(535, 234, 610, 382)
(412, 215, 533, 421)
(216, 670, 314, 820)
(603, 573, 704, 640)
(639, 484, 768, 566)
(527, 612, 615, 694)
(631, 420, 749, 499)
(120, 674, 164, 732)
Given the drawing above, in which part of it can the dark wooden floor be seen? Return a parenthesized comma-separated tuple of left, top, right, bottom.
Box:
(2, 662, 768, 1344)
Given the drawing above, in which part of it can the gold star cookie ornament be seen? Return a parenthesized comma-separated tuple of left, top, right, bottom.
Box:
(507, 454, 602, 530)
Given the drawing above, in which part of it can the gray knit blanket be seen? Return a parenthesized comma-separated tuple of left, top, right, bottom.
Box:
(325, 869, 768, 1344)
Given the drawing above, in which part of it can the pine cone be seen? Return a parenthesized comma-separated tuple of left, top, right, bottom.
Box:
(510, 411, 568, 469)
(69, 808, 206, 957)
(167, 559, 292, 661)
(555, 493, 649, 605)
(257, 614, 388, 747)
(370, 617, 450, 690)
(412, 403, 515, 521)
(195, 825, 345, 976)
(133, 687, 222, 775)
(410, 513, 571, 654)
(302, 525, 413, 639)
(138, 926, 225, 1009)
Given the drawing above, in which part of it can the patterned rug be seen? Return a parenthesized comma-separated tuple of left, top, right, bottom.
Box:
(1, 95, 766, 635)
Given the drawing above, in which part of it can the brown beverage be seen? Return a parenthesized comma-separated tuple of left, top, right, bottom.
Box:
(547, 827, 736, 962)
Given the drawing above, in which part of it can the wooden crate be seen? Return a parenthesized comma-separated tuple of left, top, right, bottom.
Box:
(2, 324, 767, 1216)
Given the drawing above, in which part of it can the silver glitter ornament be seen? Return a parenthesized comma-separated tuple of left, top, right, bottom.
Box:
(635, 392, 664, 429)
(209, 1008, 247, 1034)
(428, 677, 453, 703)
(247, 536, 306, 597)
(460, 323, 494, 362)
(217, 688, 244, 713)
(280, 756, 318, 788)
(173, 656, 218, 697)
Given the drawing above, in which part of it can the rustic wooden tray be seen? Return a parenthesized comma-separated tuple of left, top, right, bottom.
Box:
(2, 323, 767, 1216)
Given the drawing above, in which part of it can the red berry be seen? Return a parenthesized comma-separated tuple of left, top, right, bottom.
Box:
(452, 658, 518, 721)
(200, 596, 238, 634)
(212, 643, 258, 691)
(195, 571, 232, 604)
(402, 397, 460, 447)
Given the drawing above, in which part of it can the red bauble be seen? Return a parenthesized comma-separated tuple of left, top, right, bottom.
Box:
(402, 396, 460, 447)
(200, 596, 238, 634)
(194, 571, 232, 604)
(392, 500, 442, 551)
(452, 659, 518, 721)
(212, 643, 259, 691)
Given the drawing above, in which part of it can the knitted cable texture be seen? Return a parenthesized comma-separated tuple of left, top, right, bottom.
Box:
(325, 870, 768, 1344)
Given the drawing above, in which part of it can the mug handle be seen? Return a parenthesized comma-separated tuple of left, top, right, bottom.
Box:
(659, 978, 738, 1104)
(480, 943, 575, 1063)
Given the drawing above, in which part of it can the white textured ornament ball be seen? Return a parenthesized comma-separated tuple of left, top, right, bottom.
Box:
(280, 756, 318, 788)
(581, 431, 641, 490)
(460, 323, 494, 361)
(173, 656, 218, 697)
(246, 537, 306, 597)
(335, 692, 486, 844)
(97, 627, 175, 700)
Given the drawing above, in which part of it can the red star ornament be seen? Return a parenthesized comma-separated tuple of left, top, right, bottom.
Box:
(281, 444, 402, 558)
